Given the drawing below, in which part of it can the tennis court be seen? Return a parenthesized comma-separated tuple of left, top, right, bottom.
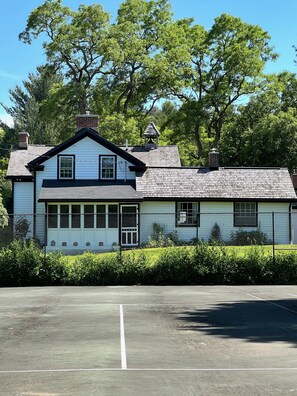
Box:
(0, 285, 297, 395)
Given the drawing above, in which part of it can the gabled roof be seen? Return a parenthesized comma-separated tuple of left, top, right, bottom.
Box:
(143, 122, 160, 137)
(6, 145, 55, 178)
(27, 128, 145, 169)
(136, 167, 297, 201)
(120, 145, 181, 167)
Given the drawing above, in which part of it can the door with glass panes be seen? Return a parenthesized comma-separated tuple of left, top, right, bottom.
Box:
(120, 205, 138, 246)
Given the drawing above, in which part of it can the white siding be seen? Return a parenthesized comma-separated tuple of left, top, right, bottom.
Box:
(34, 136, 136, 243)
(13, 182, 34, 237)
(139, 201, 291, 245)
(42, 137, 136, 180)
(292, 209, 297, 244)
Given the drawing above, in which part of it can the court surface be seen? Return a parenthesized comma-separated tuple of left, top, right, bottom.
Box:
(0, 285, 297, 395)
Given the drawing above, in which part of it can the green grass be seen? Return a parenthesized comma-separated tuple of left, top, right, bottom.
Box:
(62, 244, 297, 266)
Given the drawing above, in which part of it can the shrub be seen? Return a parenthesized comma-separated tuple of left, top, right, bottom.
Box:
(230, 228, 269, 245)
(209, 223, 222, 244)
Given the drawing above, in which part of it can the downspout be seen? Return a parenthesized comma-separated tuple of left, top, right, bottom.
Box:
(289, 202, 292, 244)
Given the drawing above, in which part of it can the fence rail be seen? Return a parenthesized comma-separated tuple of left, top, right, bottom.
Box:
(0, 211, 296, 254)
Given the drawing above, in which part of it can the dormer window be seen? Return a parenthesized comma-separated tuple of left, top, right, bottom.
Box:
(58, 155, 74, 180)
(99, 155, 116, 180)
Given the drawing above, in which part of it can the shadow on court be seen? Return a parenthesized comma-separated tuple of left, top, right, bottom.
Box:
(176, 299, 297, 346)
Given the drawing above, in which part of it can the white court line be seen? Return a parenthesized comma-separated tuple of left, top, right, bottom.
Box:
(1, 367, 297, 374)
(288, 293, 297, 298)
(247, 293, 297, 315)
(120, 304, 127, 369)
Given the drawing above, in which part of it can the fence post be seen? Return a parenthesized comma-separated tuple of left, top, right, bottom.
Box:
(272, 211, 275, 265)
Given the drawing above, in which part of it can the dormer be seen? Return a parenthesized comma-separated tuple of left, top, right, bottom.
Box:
(143, 122, 160, 150)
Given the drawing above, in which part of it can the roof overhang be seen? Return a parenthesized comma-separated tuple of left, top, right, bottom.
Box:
(38, 179, 143, 202)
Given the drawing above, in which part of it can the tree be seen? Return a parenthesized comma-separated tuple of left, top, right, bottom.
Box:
(0, 194, 8, 228)
(219, 72, 297, 171)
(2, 65, 64, 144)
(19, 0, 111, 114)
(170, 14, 277, 161)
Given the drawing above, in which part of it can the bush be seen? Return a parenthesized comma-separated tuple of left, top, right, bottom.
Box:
(0, 239, 65, 287)
(0, 242, 297, 287)
(230, 228, 269, 245)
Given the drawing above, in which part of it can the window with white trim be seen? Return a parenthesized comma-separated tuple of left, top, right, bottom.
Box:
(176, 202, 199, 226)
(100, 156, 116, 180)
(59, 156, 74, 179)
(234, 202, 257, 227)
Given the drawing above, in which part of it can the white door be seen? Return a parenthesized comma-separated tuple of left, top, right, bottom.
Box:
(120, 205, 138, 246)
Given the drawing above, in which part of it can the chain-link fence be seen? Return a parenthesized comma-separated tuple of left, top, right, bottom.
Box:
(0, 211, 297, 254)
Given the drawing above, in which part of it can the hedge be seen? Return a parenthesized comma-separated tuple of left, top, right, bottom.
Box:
(0, 240, 297, 287)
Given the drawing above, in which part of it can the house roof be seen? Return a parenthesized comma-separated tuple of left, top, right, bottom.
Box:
(136, 167, 297, 201)
(27, 128, 145, 169)
(39, 180, 143, 202)
(7, 133, 181, 178)
(143, 122, 160, 137)
(120, 145, 181, 167)
(6, 145, 54, 178)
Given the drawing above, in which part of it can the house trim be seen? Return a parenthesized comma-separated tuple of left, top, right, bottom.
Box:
(141, 197, 296, 203)
(27, 128, 145, 169)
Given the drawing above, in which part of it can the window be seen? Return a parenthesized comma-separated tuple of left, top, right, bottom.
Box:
(71, 205, 81, 228)
(48, 205, 58, 228)
(100, 156, 116, 180)
(60, 205, 69, 228)
(96, 205, 106, 228)
(59, 156, 74, 179)
(84, 205, 94, 228)
(176, 202, 199, 226)
(108, 205, 118, 228)
(234, 202, 257, 227)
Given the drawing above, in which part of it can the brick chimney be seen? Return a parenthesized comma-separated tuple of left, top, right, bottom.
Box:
(209, 148, 219, 170)
(76, 114, 99, 132)
(19, 131, 29, 149)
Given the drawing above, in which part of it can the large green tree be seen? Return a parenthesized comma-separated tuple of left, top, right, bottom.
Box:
(169, 14, 276, 161)
(219, 72, 297, 171)
(19, 0, 111, 114)
(2, 65, 64, 144)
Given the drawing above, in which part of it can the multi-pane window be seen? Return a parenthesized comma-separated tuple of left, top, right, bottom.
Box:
(176, 202, 199, 226)
(234, 202, 257, 227)
(100, 156, 116, 180)
(60, 205, 69, 228)
(59, 156, 74, 179)
(108, 205, 118, 228)
(48, 205, 58, 228)
(96, 205, 106, 228)
(71, 205, 81, 228)
(47, 204, 119, 229)
(84, 205, 94, 228)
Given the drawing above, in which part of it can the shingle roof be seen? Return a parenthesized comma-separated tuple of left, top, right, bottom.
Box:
(39, 180, 143, 202)
(6, 145, 54, 178)
(143, 122, 160, 137)
(7, 142, 181, 178)
(120, 146, 181, 167)
(136, 167, 297, 200)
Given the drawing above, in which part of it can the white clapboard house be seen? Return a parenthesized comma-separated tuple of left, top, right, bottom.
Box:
(6, 114, 297, 252)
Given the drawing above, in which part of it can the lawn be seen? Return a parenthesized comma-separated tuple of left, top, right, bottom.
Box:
(62, 244, 297, 265)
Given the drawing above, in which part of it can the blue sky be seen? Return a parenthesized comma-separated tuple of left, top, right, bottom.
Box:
(1, 0, 297, 125)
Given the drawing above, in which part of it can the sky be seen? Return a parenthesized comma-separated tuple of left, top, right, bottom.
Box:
(1, 0, 297, 126)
